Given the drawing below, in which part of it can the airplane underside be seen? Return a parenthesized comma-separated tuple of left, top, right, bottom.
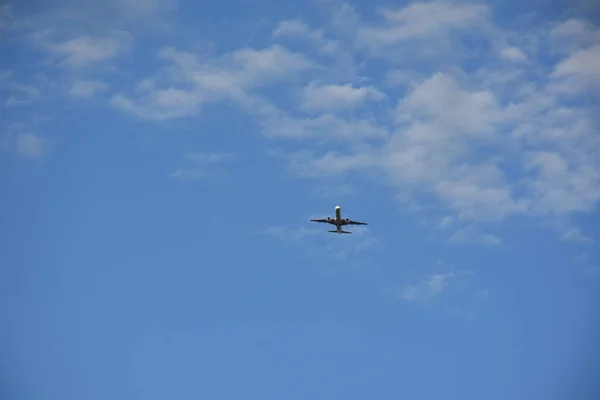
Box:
(328, 229, 352, 234)
(327, 222, 353, 234)
(309, 205, 367, 234)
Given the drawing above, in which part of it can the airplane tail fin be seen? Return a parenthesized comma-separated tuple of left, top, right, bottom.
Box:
(328, 230, 352, 234)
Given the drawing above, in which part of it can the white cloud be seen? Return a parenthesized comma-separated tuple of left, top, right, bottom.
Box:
(111, 88, 205, 120)
(272, 18, 341, 55)
(310, 182, 357, 199)
(68, 79, 108, 98)
(105, 5, 599, 242)
(170, 168, 207, 182)
(550, 18, 600, 47)
(273, 19, 324, 43)
(356, 1, 491, 50)
(396, 72, 502, 136)
(30, 30, 132, 69)
(301, 82, 385, 111)
(397, 267, 487, 313)
(0, 3, 13, 30)
(437, 215, 455, 229)
(449, 226, 502, 246)
(14, 133, 45, 158)
(261, 112, 389, 143)
(0, 72, 41, 106)
(262, 226, 319, 242)
(9, 0, 598, 247)
(285, 150, 379, 178)
(231, 45, 314, 84)
(401, 273, 454, 303)
(553, 44, 600, 83)
(561, 227, 594, 244)
(263, 223, 378, 260)
(384, 69, 425, 87)
(116, 0, 179, 16)
(500, 46, 527, 62)
(572, 251, 600, 277)
(184, 152, 233, 164)
(110, 45, 314, 120)
(523, 151, 600, 215)
(170, 152, 233, 182)
(273, 19, 311, 37)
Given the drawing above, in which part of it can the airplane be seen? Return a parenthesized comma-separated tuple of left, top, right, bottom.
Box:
(310, 205, 368, 234)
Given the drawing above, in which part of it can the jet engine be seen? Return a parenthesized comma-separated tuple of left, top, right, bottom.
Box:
(326, 217, 331, 220)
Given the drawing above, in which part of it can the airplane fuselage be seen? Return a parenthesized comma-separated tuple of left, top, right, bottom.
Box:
(332, 206, 344, 233)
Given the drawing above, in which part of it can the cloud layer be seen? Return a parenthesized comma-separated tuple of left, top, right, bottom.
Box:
(2, 0, 599, 245)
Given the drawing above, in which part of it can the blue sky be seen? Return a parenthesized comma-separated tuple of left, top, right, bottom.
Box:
(1, 0, 599, 398)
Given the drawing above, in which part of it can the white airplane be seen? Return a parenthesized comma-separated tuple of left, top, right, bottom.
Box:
(310, 205, 368, 234)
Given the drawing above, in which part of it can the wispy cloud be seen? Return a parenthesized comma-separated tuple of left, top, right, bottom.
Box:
(103, 2, 596, 245)
(110, 44, 313, 120)
(2, 0, 598, 249)
(263, 222, 378, 261)
(394, 267, 488, 315)
(170, 152, 234, 182)
(0, 71, 41, 106)
(449, 226, 502, 246)
(499, 46, 527, 62)
(572, 251, 600, 277)
(32, 31, 132, 69)
(261, 226, 318, 242)
(9, 132, 46, 158)
(355, 0, 492, 58)
(68, 79, 108, 98)
(272, 19, 324, 43)
(561, 227, 594, 244)
(301, 82, 386, 111)
(400, 273, 455, 304)
(0, 3, 14, 32)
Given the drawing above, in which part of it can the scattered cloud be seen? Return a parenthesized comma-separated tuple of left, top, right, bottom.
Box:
(263, 222, 378, 261)
(394, 266, 488, 315)
(110, 44, 313, 120)
(14, 132, 45, 158)
(68, 79, 108, 98)
(355, 0, 492, 57)
(262, 226, 318, 242)
(261, 114, 388, 144)
(561, 227, 594, 244)
(301, 82, 386, 111)
(552, 44, 600, 89)
(116, 0, 179, 17)
(0, 3, 13, 31)
(401, 273, 454, 303)
(170, 152, 233, 182)
(29, 30, 132, 70)
(0, 72, 41, 106)
(105, 3, 597, 245)
(309, 182, 357, 199)
(550, 18, 600, 50)
(449, 226, 502, 246)
(500, 46, 527, 62)
(1, 0, 599, 250)
(572, 251, 600, 277)
(272, 19, 325, 44)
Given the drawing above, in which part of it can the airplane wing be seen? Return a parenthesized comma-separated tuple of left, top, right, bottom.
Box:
(346, 220, 368, 225)
(310, 219, 332, 224)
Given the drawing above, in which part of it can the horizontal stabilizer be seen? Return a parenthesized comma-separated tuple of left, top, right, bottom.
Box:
(328, 230, 352, 234)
